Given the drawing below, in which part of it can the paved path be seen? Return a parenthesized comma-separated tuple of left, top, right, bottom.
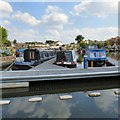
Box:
(30, 58, 68, 70)
(1, 65, 119, 83)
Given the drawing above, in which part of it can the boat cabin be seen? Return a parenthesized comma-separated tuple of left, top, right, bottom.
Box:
(55, 50, 77, 68)
(87, 49, 107, 67)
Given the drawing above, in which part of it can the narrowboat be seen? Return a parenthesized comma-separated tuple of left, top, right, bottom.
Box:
(55, 50, 77, 68)
(12, 49, 56, 70)
(86, 49, 107, 67)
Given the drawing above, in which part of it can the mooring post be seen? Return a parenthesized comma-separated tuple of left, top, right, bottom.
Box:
(91, 61, 93, 67)
(84, 55, 88, 69)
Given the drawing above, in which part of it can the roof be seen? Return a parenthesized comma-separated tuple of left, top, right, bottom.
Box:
(89, 49, 106, 52)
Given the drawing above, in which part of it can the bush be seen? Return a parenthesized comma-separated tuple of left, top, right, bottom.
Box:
(77, 55, 84, 63)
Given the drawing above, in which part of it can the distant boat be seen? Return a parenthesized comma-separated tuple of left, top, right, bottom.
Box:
(55, 50, 77, 68)
(85, 48, 107, 67)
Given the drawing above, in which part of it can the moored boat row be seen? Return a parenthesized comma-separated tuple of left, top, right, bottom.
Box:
(12, 49, 56, 70)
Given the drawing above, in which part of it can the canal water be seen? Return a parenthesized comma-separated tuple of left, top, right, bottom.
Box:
(1, 77, 120, 119)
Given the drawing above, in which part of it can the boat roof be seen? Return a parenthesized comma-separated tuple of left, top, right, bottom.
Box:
(89, 49, 106, 52)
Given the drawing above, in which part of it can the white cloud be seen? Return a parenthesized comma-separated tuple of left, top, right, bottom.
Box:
(46, 5, 62, 14)
(1, 2, 117, 43)
(2, 20, 11, 25)
(12, 11, 41, 26)
(30, 95, 72, 118)
(7, 27, 41, 42)
(11, 5, 68, 29)
(71, 1, 118, 18)
(6, 95, 72, 118)
(59, 27, 118, 43)
(46, 29, 60, 40)
(94, 89, 118, 112)
(72, 0, 92, 16)
(7, 26, 117, 43)
(41, 13, 68, 29)
(80, 27, 118, 40)
(40, 6, 68, 30)
(0, 1, 13, 18)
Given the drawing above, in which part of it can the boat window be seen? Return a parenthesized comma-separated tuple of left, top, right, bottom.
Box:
(56, 51, 73, 62)
(64, 52, 73, 62)
(29, 51, 35, 59)
(99, 52, 106, 58)
(90, 52, 97, 58)
(56, 52, 66, 62)
(40, 52, 44, 58)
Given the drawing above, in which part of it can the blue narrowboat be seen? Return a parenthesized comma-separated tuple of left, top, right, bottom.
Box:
(86, 49, 107, 67)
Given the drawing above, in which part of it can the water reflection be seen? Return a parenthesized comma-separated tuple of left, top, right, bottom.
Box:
(2, 90, 119, 118)
(2, 78, 119, 118)
(109, 52, 120, 61)
(30, 95, 73, 118)
(2, 95, 73, 118)
(94, 89, 118, 113)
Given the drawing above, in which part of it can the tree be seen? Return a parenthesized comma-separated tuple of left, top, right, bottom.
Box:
(4, 40, 11, 46)
(0, 26, 11, 47)
(45, 40, 55, 45)
(13, 39, 17, 45)
(75, 35, 84, 48)
(75, 35, 84, 44)
(80, 41, 87, 48)
(97, 42, 103, 49)
(104, 40, 110, 48)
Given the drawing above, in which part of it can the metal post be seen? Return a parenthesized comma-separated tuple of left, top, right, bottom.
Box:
(91, 61, 93, 67)
(84, 55, 88, 69)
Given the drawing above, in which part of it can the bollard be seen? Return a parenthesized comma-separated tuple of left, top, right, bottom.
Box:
(84, 55, 88, 69)
(91, 61, 93, 67)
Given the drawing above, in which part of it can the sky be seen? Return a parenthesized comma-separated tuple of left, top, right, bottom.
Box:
(0, 0, 119, 43)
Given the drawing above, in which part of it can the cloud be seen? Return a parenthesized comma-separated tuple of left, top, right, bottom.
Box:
(41, 13, 68, 29)
(1, 2, 117, 43)
(12, 11, 41, 26)
(7, 27, 41, 42)
(46, 5, 62, 14)
(40, 6, 68, 30)
(46, 29, 60, 40)
(94, 89, 118, 113)
(7, 26, 117, 43)
(11, 5, 68, 29)
(6, 95, 72, 118)
(71, 1, 118, 18)
(0, 1, 13, 18)
(30, 95, 72, 118)
(2, 20, 11, 25)
(59, 27, 118, 43)
(71, 0, 92, 16)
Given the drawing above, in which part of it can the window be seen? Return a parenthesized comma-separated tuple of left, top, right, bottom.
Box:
(99, 52, 106, 58)
(90, 52, 97, 58)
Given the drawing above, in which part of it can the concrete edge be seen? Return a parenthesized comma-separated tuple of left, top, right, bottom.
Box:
(0, 82, 29, 89)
